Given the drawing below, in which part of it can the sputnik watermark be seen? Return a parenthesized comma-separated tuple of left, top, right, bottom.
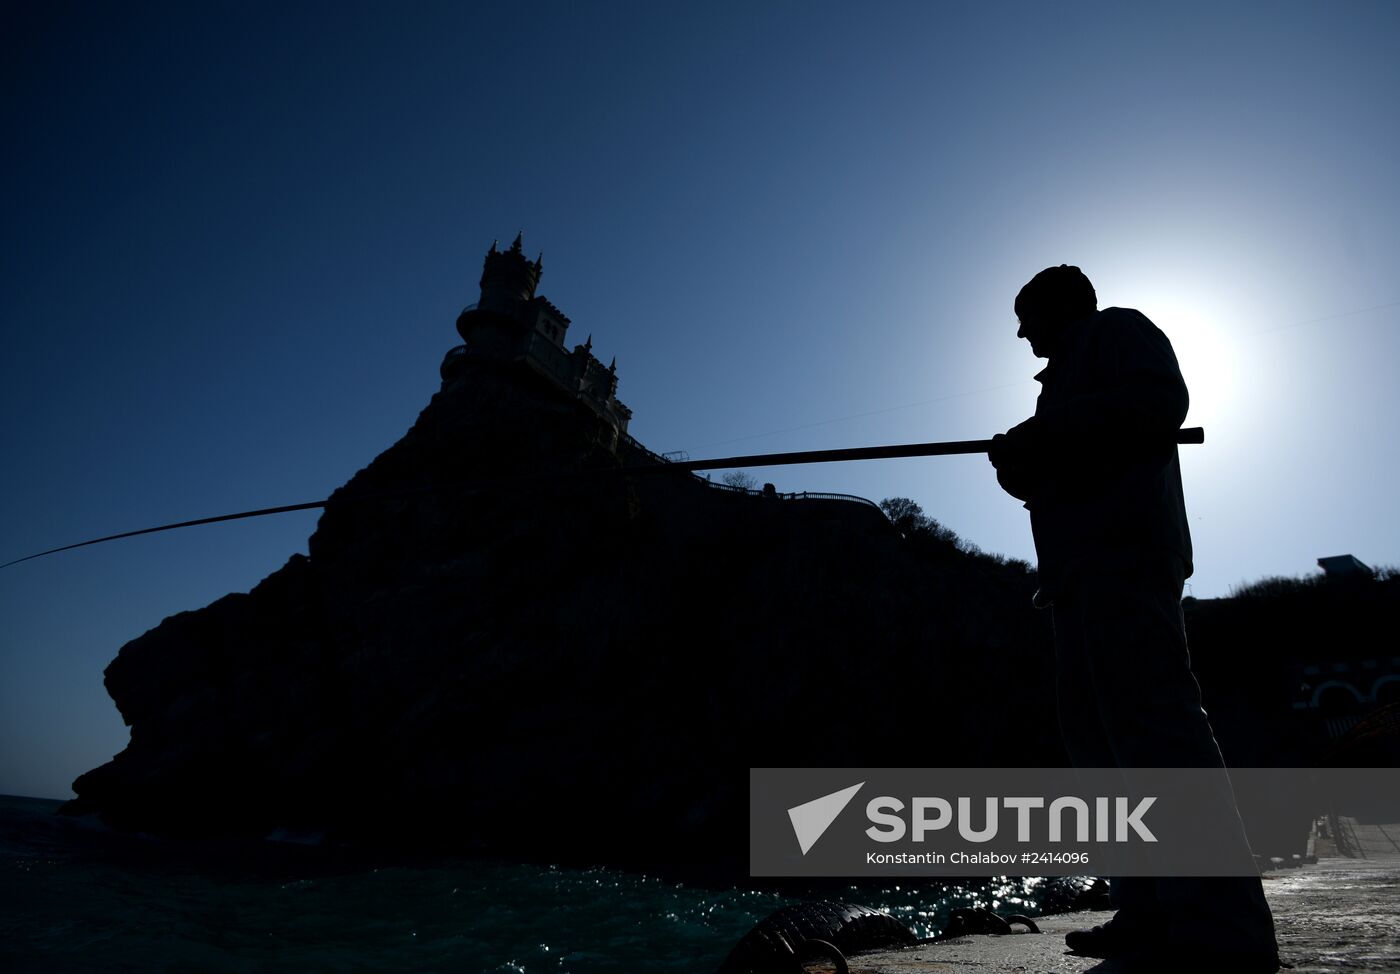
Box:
(785, 783, 1153, 857)
(748, 767, 1382, 877)
(863, 795, 1156, 844)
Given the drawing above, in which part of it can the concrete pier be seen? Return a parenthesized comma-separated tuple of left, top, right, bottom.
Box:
(846, 826, 1400, 973)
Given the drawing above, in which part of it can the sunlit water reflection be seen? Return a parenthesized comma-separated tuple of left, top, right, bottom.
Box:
(1, 795, 1086, 973)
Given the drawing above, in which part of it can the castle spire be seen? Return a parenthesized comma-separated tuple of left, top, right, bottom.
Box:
(472, 233, 542, 322)
(534, 252, 543, 272)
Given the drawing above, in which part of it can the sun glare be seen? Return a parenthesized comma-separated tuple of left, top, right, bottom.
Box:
(1118, 292, 1251, 442)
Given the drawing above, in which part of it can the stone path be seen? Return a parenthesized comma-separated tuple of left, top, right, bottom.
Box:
(846, 846, 1400, 973)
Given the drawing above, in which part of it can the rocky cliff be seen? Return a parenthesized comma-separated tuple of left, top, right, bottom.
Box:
(66, 347, 1398, 873)
(63, 354, 1058, 873)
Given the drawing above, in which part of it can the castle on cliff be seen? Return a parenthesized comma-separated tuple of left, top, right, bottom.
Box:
(441, 234, 633, 443)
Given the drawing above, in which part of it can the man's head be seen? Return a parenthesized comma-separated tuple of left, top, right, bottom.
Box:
(1014, 264, 1097, 358)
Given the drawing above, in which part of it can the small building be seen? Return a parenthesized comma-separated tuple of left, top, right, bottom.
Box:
(1317, 554, 1373, 580)
(442, 234, 633, 444)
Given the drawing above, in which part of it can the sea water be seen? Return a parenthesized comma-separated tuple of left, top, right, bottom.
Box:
(1, 794, 1073, 973)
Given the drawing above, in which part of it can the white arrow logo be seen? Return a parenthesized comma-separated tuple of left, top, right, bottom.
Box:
(787, 782, 865, 855)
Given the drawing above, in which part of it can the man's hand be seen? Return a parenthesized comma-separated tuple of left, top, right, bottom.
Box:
(988, 416, 1048, 470)
(989, 416, 1050, 502)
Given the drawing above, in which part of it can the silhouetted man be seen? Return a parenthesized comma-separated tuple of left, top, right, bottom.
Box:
(989, 265, 1279, 970)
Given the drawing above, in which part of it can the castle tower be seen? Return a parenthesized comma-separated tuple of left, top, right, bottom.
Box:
(445, 236, 631, 442)
(475, 232, 542, 318)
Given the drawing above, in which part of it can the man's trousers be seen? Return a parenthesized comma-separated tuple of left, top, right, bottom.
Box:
(1050, 553, 1278, 956)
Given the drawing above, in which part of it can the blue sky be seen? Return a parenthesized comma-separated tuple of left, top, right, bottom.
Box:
(3, 1, 1398, 800)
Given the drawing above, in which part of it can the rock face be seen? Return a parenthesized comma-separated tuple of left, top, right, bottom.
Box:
(64, 354, 1058, 872)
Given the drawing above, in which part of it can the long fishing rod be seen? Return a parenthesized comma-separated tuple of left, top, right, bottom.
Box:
(650, 426, 1204, 472)
(0, 427, 1203, 570)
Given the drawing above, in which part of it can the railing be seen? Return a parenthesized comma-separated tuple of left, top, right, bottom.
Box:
(619, 432, 673, 467)
(618, 434, 886, 514)
(699, 481, 884, 512)
(1329, 813, 1365, 859)
(788, 491, 883, 511)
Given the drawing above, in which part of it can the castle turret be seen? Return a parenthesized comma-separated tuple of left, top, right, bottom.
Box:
(475, 232, 542, 318)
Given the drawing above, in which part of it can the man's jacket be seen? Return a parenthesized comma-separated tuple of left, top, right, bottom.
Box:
(998, 307, 1194, 603)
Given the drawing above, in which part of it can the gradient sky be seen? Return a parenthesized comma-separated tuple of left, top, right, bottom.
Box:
(3, 1, 1398, 800)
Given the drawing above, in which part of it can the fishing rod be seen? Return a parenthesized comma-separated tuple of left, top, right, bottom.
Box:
(648, 426, 1204, 473)
(0, 427, 1203, 570)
